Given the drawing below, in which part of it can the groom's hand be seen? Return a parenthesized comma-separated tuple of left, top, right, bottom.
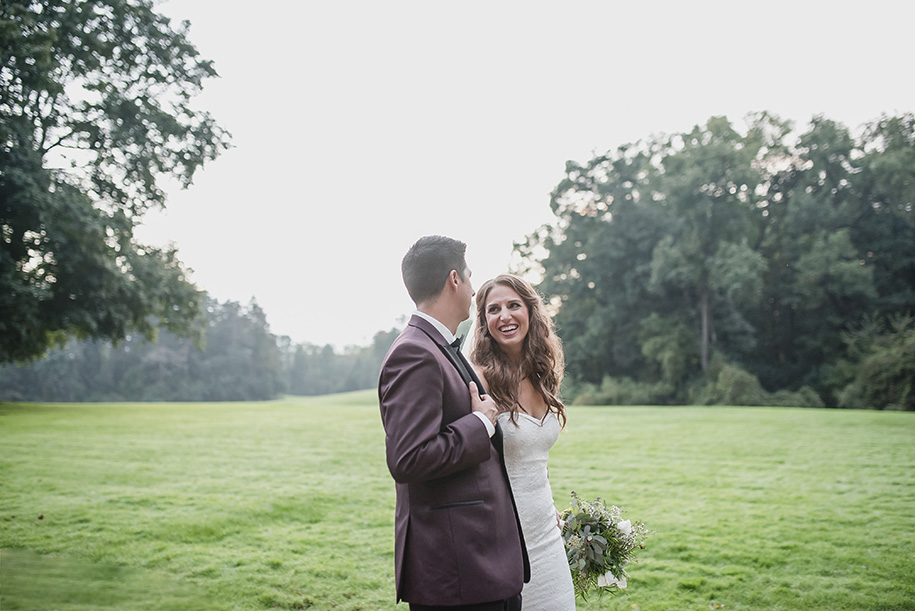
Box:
(469, 382, 499, 426)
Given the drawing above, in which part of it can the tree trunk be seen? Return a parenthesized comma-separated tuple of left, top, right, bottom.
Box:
(699, 285, 709, 371)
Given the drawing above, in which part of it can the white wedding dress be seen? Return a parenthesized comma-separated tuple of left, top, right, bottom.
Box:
(499, 410, 576, 610)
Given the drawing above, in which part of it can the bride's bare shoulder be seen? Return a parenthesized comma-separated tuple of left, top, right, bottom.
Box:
(471, 364, 489, 389)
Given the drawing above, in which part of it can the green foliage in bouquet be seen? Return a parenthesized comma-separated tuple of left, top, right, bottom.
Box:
(560, 491, 650, 599)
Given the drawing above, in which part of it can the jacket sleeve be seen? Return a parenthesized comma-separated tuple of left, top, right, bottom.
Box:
(379, 338, 491, 484)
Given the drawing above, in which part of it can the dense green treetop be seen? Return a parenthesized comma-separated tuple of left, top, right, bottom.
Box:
(1, 0, 230, 363)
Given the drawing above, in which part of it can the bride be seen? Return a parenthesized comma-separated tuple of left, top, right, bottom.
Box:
(470, 274, 576, 610)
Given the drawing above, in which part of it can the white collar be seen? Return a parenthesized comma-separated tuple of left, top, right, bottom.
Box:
(413, 310, 456, 344)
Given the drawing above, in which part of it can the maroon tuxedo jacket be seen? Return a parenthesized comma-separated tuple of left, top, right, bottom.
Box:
(378, 315, 528, 605)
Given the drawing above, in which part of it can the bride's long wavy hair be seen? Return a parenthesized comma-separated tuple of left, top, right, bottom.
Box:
(471, 274, 566, 428)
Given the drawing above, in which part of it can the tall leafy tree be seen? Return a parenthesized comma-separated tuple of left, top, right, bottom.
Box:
(0, 0, 229, 363)
(750, 117, 879, 392)
(517, 141, 668, 384)
(855, 114, 915, 315)
(647, 115, 779, 371)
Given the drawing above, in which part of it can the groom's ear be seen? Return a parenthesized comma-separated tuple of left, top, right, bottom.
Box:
(432, 271, 456, 302)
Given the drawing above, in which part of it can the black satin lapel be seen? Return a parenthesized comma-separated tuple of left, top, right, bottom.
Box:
(418, 327, 483, 392)
(492, 418, 504, 450)
(434, 341, 472, 384)
(455, 347, 486, 390)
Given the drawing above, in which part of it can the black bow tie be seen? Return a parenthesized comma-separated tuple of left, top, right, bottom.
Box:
(450, 336, 463, 350)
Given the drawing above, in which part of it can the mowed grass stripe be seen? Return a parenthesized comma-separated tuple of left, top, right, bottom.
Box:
(1, 394, 913, 610)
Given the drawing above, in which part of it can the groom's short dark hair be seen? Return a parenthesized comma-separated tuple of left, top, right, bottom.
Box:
(402, 235, 468, 305)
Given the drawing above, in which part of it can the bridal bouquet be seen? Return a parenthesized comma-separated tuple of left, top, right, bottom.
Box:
(559, 491, 650, 599)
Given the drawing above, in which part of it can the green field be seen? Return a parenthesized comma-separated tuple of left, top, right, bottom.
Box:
(1, 393, 913, 610)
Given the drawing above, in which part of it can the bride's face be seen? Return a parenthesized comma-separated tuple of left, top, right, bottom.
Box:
(484, 284, 529, 357)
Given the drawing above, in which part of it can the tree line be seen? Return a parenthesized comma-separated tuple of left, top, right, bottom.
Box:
(0, 297, 399, 402)
(518, 112, 914, 410)
(3, 3, 912, 408)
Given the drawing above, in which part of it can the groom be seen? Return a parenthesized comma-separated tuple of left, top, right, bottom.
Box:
(378, 235, 528, 610)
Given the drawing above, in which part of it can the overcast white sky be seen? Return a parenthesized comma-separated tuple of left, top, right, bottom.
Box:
(139, 0, 914, 348)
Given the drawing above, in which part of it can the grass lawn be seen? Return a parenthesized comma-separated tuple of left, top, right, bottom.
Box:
(1, 392, 913, 610)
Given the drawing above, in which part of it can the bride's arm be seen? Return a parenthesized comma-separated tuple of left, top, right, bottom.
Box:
(471, 364, 490, 394)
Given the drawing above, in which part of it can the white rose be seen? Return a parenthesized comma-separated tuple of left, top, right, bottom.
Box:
(598, 571, 627, 589)
(617, 519, 632, 535)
